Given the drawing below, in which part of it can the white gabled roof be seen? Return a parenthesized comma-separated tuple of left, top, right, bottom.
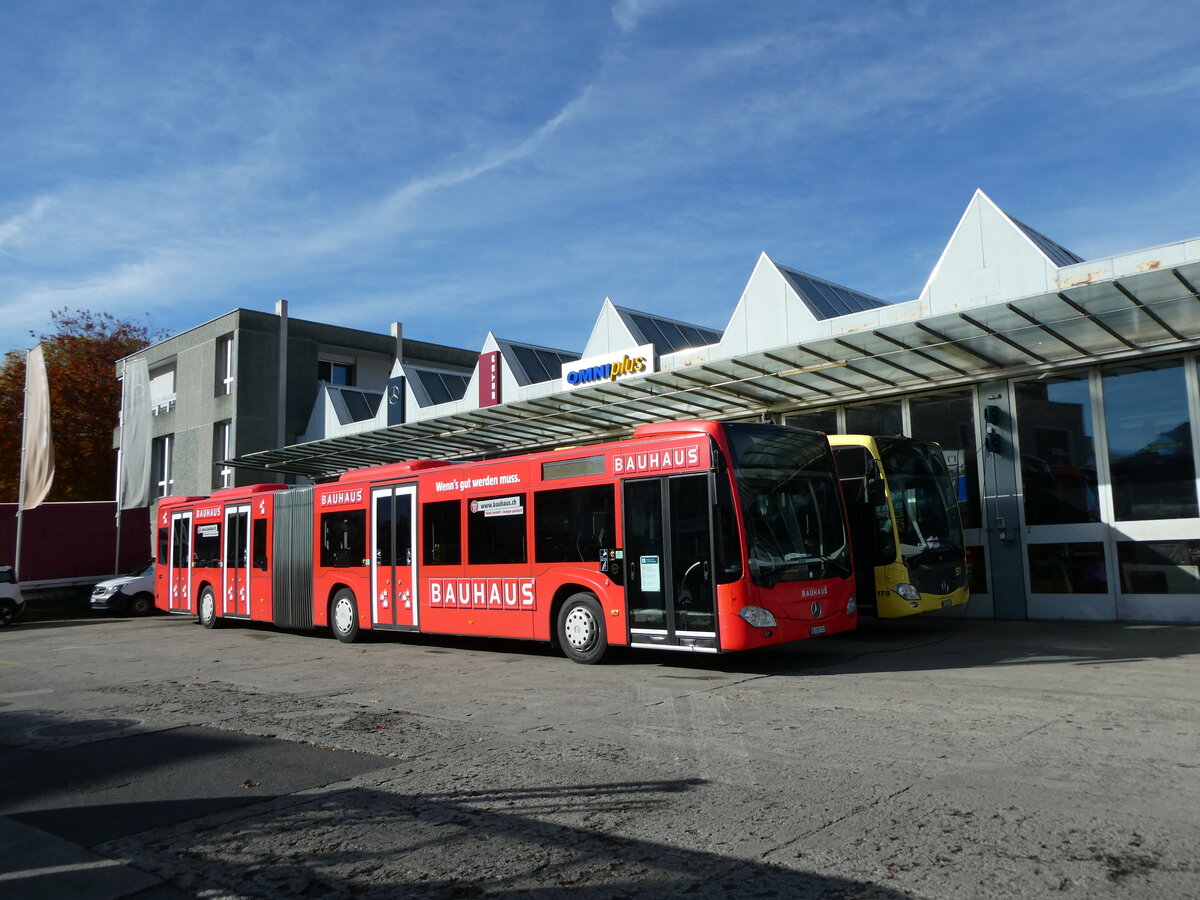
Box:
(920, 189, 1084, 316)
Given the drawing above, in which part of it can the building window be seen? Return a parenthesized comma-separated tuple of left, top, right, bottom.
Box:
(785, 410, 838, 433)
(318, 358, 356, 386)
(149, 362, 177, 414)
(152, 435, 174, 498)
(908, 389, 980, 530)
(213, 420, 233, 490)
(1104, 360, 1197, 521)
(1015, 374, 1099, 526)
(1118, 540, 1200, 593)
(845, 401, 902, 436)
(1027, 542, 1108, 593)
(215, 335, 235, 396)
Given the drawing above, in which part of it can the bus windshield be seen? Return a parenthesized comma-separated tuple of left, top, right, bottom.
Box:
(877, 438, 963, 561)
(725, 424, 850, 587)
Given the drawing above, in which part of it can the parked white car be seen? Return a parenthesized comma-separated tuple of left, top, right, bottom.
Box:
(0, 565, 26, 627)
(90, 561, 156, 616)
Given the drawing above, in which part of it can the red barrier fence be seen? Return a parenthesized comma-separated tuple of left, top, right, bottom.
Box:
(0, 503, 151, 585)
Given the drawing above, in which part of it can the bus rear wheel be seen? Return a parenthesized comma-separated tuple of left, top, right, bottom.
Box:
(557, 592, 609, 664)
(198, 587, 219, 629)
(331, 589, 360, 644)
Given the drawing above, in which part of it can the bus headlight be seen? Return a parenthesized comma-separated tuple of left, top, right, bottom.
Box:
(738, 606, 778, 628)
(894, 583, 921, 602)
(846, 594, 857, 615)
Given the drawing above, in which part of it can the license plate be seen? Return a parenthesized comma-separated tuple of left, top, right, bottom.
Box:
(941, 599, 953, 608)
(809, 625, 827, 636)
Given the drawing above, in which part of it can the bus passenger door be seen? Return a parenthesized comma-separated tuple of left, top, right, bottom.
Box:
(168, 512, 192, 613)
(372, 484, 417, 629)
(251, 499, 272, 620)
(623, 474, 716, 647)
(223, 505, 251, 617)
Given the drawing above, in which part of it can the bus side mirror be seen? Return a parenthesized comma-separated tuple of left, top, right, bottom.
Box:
(868, 475, 887, 506)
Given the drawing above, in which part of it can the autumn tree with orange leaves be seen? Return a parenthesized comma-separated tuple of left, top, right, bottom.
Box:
(0, 309, 164, 503)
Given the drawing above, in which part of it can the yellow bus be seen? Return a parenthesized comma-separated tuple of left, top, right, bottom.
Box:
(828, 435, 969, 618)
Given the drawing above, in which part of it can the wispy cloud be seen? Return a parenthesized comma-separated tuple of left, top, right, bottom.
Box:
(611, 0, 679, 33)
(0, 197, 55, 254)
(304, 83, 597, 256)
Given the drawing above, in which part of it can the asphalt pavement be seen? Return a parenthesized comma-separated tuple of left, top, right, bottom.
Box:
(0, 611, 1196, 898)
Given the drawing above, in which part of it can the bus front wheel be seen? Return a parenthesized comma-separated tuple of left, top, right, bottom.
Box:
(198, 587, 219, 629)
(331, 589, 360, 644)
(557, 592, 609, 664)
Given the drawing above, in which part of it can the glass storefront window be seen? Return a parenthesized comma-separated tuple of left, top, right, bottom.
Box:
(908, 390, 980, 529)
(1027, 543, 1108, 594)
(845, 401, 902, 436)
(1015, 374, 1099, 525)
(786, 410, 837, 434)
(1104, 361, 1197, 521)
(1118, 541, 1200, 594)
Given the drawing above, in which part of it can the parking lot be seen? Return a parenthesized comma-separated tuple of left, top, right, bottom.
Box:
(1, 612, 1197, 898)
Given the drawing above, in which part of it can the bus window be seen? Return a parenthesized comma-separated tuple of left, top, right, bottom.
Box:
(467, 494, 527, 565)
(321, 510, 365, 568)
(157, 528, 169, 564)
(194, 523, 221, 568)
(727, 426, 850, 585)
(253, 518, 268, 570)
(226, 511, 249, 568)
(423, 500, 461, 565)
(878, 440, 963, 561)
(172, 518, 190, 568)
(712, 470, 743, 583)
(534, 484, 614, 563)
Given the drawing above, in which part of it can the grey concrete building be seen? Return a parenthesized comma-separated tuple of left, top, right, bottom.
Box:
(117, 302, 476, 499)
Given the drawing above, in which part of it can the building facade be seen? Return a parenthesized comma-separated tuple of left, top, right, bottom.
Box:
(117, 302, 476, 499)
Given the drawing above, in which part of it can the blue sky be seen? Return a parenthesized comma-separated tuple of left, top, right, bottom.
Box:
(2, 0, 1198, 356)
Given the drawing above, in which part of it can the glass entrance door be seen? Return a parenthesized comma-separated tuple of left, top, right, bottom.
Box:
(372, 485, 417, 629)
(623, 474, 716, 647)
(1015, 372, 1114, 619)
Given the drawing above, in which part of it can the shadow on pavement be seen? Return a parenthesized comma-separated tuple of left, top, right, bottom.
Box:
(84, 779, 913, 900)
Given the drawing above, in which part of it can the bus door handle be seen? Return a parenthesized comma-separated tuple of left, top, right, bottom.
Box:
(703, 560, 709, 581)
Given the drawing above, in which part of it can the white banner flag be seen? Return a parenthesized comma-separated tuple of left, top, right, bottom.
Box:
(20, 344, 55, 511)
(118, 358, 151, 509)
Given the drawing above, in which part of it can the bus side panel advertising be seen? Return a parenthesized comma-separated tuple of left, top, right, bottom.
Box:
(419, 461, 536, 639)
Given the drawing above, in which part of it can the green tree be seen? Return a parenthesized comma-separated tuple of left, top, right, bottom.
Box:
(0, 309, 164, 503)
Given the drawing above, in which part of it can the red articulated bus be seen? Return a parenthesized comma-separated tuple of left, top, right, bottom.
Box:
(155, 420, 857, 662)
